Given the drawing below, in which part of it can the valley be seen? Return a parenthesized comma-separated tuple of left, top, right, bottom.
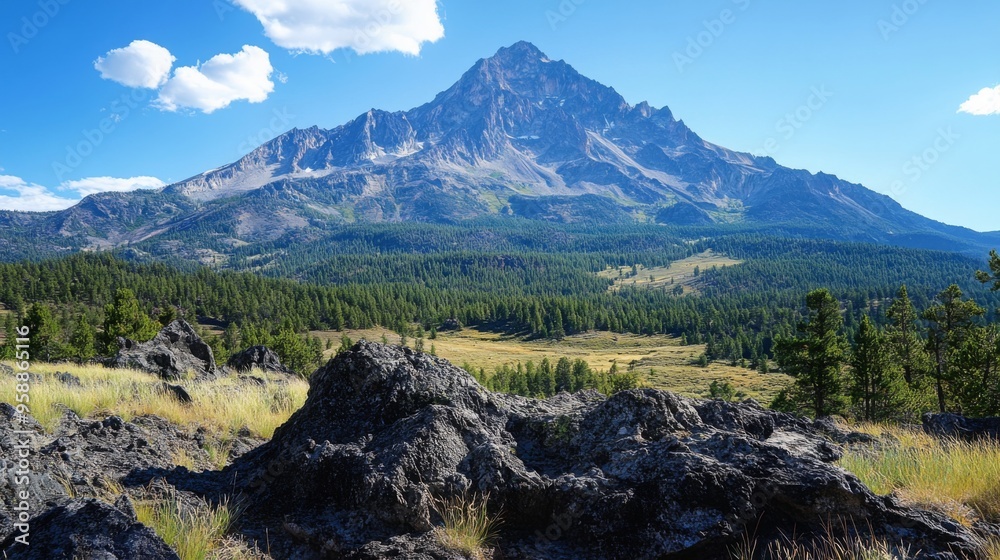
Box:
(312, 326, 792, 403)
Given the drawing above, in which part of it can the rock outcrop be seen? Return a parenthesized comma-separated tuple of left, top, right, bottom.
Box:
(0, 497, 179, 560)
(923, 412, 1000, 441)
(111, 319, 217, 380)
(3, 343, 990, 559)
(0, 401, 262, 554)
(224, 341, 982, 559)
(227, 345, 295, 376)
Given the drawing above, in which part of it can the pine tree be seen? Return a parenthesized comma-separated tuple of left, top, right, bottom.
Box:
(102, 288, 159, 354)
(850, 315, 908, 421)
(25, 303, 64, 362)
(338, 334, 354, 354)
(885, 285, 929, 386)
(555, 357, 573, 393)
(952, 324, 1000, 416)
(1, 314, 18, 360)
(923, 284, 984, 412)
(774, 289, 849, 417)
(222, 323, 240, 355)
(68, 314, 96, 363)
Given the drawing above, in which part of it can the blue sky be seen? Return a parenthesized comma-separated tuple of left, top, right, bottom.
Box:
(0, 0, 997, 230)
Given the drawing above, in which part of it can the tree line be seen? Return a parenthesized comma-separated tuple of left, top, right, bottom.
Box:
(772, 249, 1000, 420)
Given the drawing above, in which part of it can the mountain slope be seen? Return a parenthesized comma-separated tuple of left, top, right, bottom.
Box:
(4, 41, 998, 259)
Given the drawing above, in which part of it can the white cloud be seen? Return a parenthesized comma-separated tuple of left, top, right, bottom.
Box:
(0, 176, 76, 212)
(155, 45, 274, 114)
(232, 0, 445, 56)
(94, 40, 176, 89)
(61, 176, 165, 197)
(0, 175, 164, 213)
(959, 85, 1000, 116)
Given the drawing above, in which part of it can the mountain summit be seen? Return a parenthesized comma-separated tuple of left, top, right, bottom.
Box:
(5, 42, 997, 254)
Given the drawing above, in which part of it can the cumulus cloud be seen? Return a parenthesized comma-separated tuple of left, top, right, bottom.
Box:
(232, 0, 445, 56)
(155, 45, 274, 113)
(61, 176, 165, 197)
(0, 175, 164, 213)
(94, 40, 176, 89)
(0, 176, 76, 212)
(959, 85, 1000, 116)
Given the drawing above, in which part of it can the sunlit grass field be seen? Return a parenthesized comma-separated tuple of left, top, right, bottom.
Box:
(0, 362, 308, 439)
(597, 250, 743, 295)
(313, 326, 792, 403)
(841, 422, 1000, 528)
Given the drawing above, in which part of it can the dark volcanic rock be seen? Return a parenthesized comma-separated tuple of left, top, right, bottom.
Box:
(0, 497, 179, 560)
(224, 342, 982, 559)
(227, 345, 294, 376)
(111, 319, 217, 380)
(159, 382, 193, 404)
(923, 412, 1000, 441)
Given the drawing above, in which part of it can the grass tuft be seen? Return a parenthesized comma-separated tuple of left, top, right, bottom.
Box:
(432, 493, 500, 560)
(730, 519, 912, 559)
(135, 494, 244, 560)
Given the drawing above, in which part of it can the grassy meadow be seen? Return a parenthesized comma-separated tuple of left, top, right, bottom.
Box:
(597, 250, 742, 295)
(312, 326, 792, 403)
(0, 362, 307, 439)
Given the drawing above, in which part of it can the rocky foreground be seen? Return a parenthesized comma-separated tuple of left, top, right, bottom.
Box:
(1, 341, 993, 559)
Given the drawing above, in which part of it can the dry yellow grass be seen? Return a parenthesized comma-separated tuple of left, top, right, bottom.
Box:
(135, 494, 243, 560)
(597, 250, 742, 295)
(314, 327, 791, 403)
(432, 493, 500, 560)
(840, 423, 1000, 526)
(0, 362, 308, 439)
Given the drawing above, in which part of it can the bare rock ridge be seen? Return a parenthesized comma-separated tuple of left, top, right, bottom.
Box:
(0, 342, 987, 558)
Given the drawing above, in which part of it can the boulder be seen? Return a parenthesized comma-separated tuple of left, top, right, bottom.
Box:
(111, 320, 217, 380)
(0, 497, 179, 560)
(226, 341, 983, 559)
(227, 345, 294, 376)
(923, 412, 1000, 441)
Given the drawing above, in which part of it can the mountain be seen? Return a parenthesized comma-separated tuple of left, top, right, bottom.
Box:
(3, 41, 998, 259)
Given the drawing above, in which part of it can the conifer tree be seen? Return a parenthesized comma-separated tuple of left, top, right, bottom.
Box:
(923, 284, 984, 412)
(774, 289, 849, 417)
(885, 285, 929, 386)
(850, 315, 908, 421)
